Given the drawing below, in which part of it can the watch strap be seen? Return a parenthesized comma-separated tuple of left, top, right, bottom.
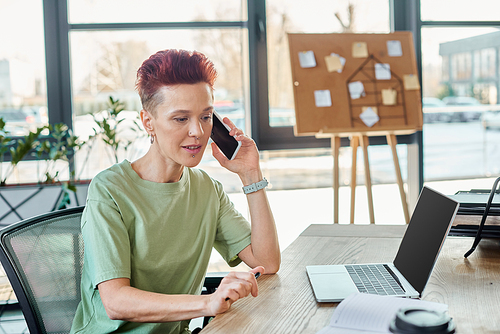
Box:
(242, 178, 268, 194)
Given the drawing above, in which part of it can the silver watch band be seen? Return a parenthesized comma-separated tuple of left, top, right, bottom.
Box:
(242, 178, 268, 194)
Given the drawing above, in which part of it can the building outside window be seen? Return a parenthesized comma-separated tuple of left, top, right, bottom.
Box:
(421, 0, 500, 181)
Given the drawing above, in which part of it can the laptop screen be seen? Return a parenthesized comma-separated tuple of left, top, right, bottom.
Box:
(393, 187, 459, 294)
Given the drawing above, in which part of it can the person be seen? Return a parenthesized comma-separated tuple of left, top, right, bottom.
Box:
(70, 49, 280, 334)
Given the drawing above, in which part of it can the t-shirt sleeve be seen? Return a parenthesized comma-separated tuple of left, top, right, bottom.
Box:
(82, 181, 131, 288)
(213, 182, 252, 267)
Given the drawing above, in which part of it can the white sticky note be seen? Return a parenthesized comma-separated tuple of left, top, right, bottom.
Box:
(348, 81, 365, 99)
(387, 40, 403, 57)
(298, 51, 316, 68)
(360, 107, 380, 127)
(314, 90, 332, 107)
(375, 63, 391, 80)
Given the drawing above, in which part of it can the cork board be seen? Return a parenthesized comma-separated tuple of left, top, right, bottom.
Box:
(288, 32, 423, 137)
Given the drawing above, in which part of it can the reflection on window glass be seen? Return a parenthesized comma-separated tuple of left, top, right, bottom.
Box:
(266, 0, 390, 127)
(0, 0, 48, 136)
(70, 29, 246, 177)
(421, 27, 500, 180)
(68, 0, 246, 23)
(421, 0, 500, 21)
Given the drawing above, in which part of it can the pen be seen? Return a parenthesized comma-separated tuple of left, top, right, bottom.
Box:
(225, 272, 261, 301)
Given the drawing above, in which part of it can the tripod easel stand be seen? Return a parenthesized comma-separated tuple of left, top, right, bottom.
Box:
(317, 131, 410, 225)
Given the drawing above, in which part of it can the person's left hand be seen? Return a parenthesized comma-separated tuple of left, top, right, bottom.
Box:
(211, 117, 261, 180)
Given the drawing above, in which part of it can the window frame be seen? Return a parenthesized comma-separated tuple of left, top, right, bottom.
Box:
(44, 0, 500, 192)
(254, 1, 419, 151)
(410, 0, 500, 187)
(42, 0, 249, 128)
(42, 0, 423, 191)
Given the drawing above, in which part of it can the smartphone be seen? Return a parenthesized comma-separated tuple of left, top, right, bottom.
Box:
(211, 111, 242, 160)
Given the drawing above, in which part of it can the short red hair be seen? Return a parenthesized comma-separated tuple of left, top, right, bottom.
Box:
(135, 49, 218, 113)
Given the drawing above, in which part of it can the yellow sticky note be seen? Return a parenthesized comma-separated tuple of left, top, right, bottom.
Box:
(382, 89, 397, 105)
(352, 42, 368, 58)
(324, 55, 342, 72)
(404, 74, 420, 90)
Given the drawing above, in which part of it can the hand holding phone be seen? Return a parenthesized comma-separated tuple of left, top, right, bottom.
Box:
(211, 111, 242, 160)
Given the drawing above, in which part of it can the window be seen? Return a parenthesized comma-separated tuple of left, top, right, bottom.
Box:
(441, 56, 450, 82)
(25, 0, 500, 189)
(479, 48, 496, 79)
(263, 0, 390, 143)
(451, 52, 472, 80)
(420, 11, 500, 180)
(42, 1, 250, 182)
(0, 0, 48, 136)
(70, 28, 247, 179)
(69, 28, 246, 124)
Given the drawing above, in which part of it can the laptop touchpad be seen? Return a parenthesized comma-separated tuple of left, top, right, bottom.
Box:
(309, 266, 358, 302)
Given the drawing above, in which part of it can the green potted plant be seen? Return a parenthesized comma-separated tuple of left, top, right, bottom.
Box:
(0, 96, 144, 226)
(89, 96, 144, 165)
(35, 123, 85, 209)
(0, 122, 46, 186)
(0, 118, 13, 185)
(0, 119, 88, 224)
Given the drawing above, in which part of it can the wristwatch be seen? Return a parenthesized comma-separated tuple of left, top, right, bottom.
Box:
(242, 178, 268, 194)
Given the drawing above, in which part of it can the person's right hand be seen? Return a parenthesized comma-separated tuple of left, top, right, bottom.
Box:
(207, 266, 264, 316)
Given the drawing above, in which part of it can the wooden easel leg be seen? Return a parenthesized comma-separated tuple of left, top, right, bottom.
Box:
(360, 135, 375, 224)
(332, 136, 341, 224)
(350, 136, 359, 224)
(387, 133, 410, 224)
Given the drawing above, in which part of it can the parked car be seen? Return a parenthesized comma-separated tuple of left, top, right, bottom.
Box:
(441, 96, 482, 122)
(0, 106, 48, 136)
(422, 97, 451, 123)
(481, 110, 500, 130)
(423, 97, 445, 108)
(22, 106, 49, 125)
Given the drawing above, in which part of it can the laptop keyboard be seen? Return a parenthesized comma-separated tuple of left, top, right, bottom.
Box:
(345, 264, 406, 296)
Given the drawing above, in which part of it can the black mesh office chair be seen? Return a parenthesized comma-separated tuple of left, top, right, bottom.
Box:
(0, 206, 85, 334)
(0, 206, 223, 334)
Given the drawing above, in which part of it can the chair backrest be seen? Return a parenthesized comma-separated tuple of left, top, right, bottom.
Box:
(0, 206, 85, 334)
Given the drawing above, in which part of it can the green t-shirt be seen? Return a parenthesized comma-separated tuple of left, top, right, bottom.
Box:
(70, 160, 251, 334)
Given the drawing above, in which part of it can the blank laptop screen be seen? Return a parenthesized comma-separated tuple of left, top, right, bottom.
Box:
(393, 187, 458, 294)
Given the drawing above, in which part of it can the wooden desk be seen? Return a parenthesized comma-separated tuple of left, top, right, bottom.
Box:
(201, 224, 500, 333)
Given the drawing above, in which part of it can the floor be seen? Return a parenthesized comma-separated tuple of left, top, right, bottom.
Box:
(0, 176, 497, 333)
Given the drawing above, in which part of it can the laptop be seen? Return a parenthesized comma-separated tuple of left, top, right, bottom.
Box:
(306, 186, 459, 302)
